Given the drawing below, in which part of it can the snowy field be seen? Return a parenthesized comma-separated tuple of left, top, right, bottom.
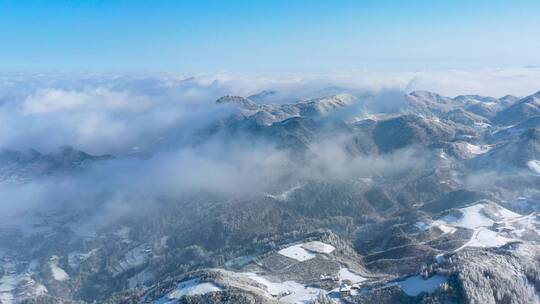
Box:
(338, 268, 367, 284)
(441, 202, 520, 230)
(527, 160, 540, 174)
(394, 275, 448, 296)
(278, 244, 317, 261)
(242, 272, 325, 304)
(155, 277, 222, 304)
(439, 201, 539, 251)
(278, 241, 335, 261)
(461, 142, 492, 155)
(50, 261, 69, 281)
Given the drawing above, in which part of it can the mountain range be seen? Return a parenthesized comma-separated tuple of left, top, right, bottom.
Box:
(1, 89, 540, 304)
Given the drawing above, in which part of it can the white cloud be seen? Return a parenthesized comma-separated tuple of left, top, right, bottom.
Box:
(1, 68, 540, 155)
(21, 88, 151, 114)
(2, 69, 538, 231)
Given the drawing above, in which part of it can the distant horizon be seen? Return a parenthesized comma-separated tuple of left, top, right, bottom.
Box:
(3, 67, 540, 98)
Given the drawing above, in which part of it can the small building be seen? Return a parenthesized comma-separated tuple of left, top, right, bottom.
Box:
(339, 283, 351, 297)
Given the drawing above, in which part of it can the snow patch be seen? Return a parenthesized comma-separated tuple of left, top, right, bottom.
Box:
(278, 241, 335, 261)
(242, 272, 324, 303)
(156, 278, 222, 303)
(461, 142, 492, 155)
(441, 203, 519, 230)
(265, 184, 304, 202)
(169, 281, 221, 298)
(481, 101, 497, 107)
(278, 244, 317, 261)
(440, 202, 529, 251)
(0, 259, 47, 304)
(439, 152, 449, 160)
(430, 221, 457, 234)
(301, 241, 335, 254)
(474, 122, 491, 128)
(338, 268, 367, 284)
(49, 257, 69, 281)
(110, 245, 151, 276)
(68, 248, 98, 269)
(527, 160, 540, 174)
(457, 228, 514, 250)
(395, 275, 448, 296)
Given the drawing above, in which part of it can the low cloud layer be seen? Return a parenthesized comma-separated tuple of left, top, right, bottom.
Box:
(1, 68, 539, 231)
(2, 68, 540, 153)
(0, 133, 427, 232)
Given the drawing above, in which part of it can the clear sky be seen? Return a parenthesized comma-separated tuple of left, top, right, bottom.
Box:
(1, 0, 540, 73)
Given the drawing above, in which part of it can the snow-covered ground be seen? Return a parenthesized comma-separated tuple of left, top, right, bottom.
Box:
(278, 241, 335, 261)
(455, 228, 513, 250)
(155, 277, 222, 303)
(168, 280, 221, 298)
(242, 272, 324, 303)
(240, 268, 365, 303)
(278, 244, 317, 261)
(394, 275, 448, 296)
(461, 142, 492, 155)
(527, 160, 540, 174)
(68, 248, 99, 269)
(110, 245, 151, 276)
(265, 184, 305, 202)
(473, 122, 491, 128)
(415, 219, 457, 234)
(480, 101, 497, 107)
(0, 259, 47, 304)
(0, 271, 21, 304)
(338, 268, 367, 284)
(441, 202, 520, 230)
(50, 259, 70, 281)
(429, 221, 457, 234)
(301, 241, 335, 254)
(438, 201, 539, 251)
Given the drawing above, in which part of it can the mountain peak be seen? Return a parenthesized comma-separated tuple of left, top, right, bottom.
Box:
(215, 95, 258, 109)
(519, 90, 540, 103)
(532, 90, 540, 98)
(409, 90, 443, 98)
(247, 90, 278, 102)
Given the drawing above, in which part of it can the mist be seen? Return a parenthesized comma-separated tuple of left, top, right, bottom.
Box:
(1, 69, 539, 233)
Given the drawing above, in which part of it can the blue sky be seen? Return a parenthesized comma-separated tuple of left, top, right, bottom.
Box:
(1, 0, 540, 72)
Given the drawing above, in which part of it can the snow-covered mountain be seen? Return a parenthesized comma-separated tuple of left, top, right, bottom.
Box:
(1, 88, 540, 304)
